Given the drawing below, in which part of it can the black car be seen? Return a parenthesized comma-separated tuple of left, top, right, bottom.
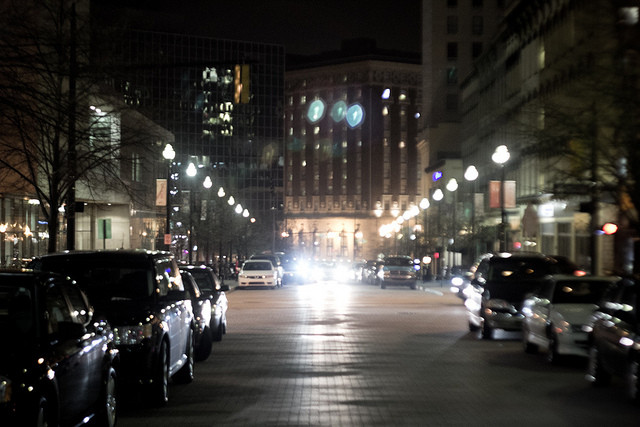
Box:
(180, 270, 214, 361)
(180, 265, 229, 342)
(30, 250, 195, 406)
(587, 278, 640, 403)
(465, 252, 580, 339)
(0, 271, 119, 426)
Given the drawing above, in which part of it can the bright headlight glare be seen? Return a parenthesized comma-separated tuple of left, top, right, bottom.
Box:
(113, 323, 153, 345)
(0, 377, 11, 403)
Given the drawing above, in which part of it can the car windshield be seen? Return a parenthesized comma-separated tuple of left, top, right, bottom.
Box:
(244, 262, 272, 271)
(487, 258, 556, 280)
(0, 284, 36, 344)
(552, 280, 613, 304)
(384, 258, 413, 267)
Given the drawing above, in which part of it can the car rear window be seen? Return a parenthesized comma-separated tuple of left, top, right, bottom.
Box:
(552, 280, 613, 304)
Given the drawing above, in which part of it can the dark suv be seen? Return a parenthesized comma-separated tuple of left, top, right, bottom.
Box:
(465, 252, 579, 339)
(376, 256, 419, 289)
(0, 271, 119, 426)
(30, 250, 195, 406)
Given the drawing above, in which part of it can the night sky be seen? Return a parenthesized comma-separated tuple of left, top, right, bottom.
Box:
(103, 1, 422, 55)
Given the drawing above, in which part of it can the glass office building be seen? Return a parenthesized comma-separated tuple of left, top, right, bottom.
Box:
(118, 30, 285, 217)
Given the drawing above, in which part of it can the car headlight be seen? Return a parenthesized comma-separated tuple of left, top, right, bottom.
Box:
(0, 376, 11, 403)
(113, 323, 153, 345)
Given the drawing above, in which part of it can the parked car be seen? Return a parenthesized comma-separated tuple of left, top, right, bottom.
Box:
(376, 256, 419, 289)
(522, 275, 619, 362)
(238, 259, 279, 289)
(180, 265, 229, 342)
(30, 250, 195, 406)
(180, 271, 213, 361)
(362, 260, 382, 285)
(465, 252, 580, 339)
(0, 271, 119, 426)
(586, 278, 640, 403)
(250, 254, 283, 285)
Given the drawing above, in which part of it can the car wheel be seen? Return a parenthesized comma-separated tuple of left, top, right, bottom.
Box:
(35, 396, 55, 427)
(522, 327, 538, 354)
(546, 332, 562, 364)
(213, 319, 224, 342)
(481, 321, 493, 340)
(150, 340, 170, 406)
(195, 327, 212, 362)
(627, 354, 640, 403)
(174, 328, 194, 384)
(93, 366, 117, 427)
(587, 344, 611, 386)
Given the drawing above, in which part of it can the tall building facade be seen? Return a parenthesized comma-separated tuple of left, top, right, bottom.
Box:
(284, 53, 421, 261)
(460, 0, 639, 273)
(421, 0, 505, 192)
(115, 30, 285, 260)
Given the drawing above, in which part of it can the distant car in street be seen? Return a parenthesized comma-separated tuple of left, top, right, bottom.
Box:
(376, 256, 419, 289)
(30, 250, 195, 406)
(180, 265, 229, 343)
(522, 275, 619, 362)
(250, 254, 283, 286)
(0, 271, 119, 427)
(465, 252, 580, 339)
(586, 278, 640, 403)
(238, 259, 279, 289)
(362, 260, 382, 285)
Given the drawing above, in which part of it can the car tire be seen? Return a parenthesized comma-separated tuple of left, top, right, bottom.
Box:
(195, 327, 212, 362)
(587, 345, 611, 386)
(174, 328, 194, 384)
(150, 340, 170, 406)
(481, 322, 493, 340)
(522, 327, 538, 354)
(35, 396, 55, 427)
(546, 332, 562, 364)
(93, 366, 117, 427)
(627, 354, 640, 404)
(213, 318, 224, 342)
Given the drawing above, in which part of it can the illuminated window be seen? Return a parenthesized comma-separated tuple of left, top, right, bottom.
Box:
(301, 95, 306, 105)
(399, 91, 407, 101)
(382, 106, 389, 116)
(382, 88, 391, 99)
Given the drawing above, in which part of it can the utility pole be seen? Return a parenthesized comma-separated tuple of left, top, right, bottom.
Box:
(66, 2, 77, 251)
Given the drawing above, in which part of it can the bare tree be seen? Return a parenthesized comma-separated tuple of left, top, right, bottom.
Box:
(0, 0, 167, 253)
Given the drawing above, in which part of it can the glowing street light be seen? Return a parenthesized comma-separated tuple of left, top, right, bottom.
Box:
(492, 145, 510, 251)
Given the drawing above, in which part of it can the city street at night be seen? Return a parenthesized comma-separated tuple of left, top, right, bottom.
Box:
(117, 279, 640, 426)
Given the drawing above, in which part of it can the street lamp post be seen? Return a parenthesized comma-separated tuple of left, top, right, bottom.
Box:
(492, 145, 510, 252)
(446, 178, 458, 275)
(162, 144, 176, 252)
(432, 188, 444, 279)
(186, 161, 197, 264)
(464, 165, 479, 260)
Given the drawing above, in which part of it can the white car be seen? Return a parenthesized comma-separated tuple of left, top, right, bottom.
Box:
(238, 259, 280, 289)
(522, 275, 618, 362)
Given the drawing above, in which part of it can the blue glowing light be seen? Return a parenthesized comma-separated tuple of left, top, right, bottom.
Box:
(432, 171, 443, 181)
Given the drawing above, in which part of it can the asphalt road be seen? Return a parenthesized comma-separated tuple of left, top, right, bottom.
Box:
(117, 280, 640, 426)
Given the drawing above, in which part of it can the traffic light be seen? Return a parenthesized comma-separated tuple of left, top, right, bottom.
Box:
(601, 223, 618, 235)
